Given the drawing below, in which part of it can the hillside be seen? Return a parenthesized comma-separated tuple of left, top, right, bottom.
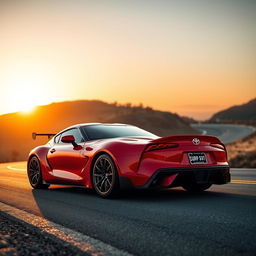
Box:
(209, 98, 256, 123)
(226, 132, 256, 168)
(0, 100, 198, 163)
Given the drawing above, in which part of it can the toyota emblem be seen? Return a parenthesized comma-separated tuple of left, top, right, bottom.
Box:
(192, 138, 200, 145)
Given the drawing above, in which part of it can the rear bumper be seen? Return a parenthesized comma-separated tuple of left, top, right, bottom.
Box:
(136, 165, 230, 189)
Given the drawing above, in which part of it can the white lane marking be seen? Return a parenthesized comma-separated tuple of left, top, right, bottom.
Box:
(7, 165, 26, 171)
(0, 202, 132, 256)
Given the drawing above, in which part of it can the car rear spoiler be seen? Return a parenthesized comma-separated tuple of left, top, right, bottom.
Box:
(32, 132, 56, 140)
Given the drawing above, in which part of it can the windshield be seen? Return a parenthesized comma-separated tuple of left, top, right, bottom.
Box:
(81, 125, 157, 140)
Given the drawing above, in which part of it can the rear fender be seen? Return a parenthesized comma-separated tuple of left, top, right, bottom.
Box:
(83, 142, 147, 189)
(82, 148, 121, 189)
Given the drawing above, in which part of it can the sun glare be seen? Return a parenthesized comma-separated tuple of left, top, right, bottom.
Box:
(20, 103, 36, 114)
(3, 62, 55, 114)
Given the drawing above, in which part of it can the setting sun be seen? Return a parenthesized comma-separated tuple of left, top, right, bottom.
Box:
(20, 103, 35, 114)
(2, 60, 55, 114)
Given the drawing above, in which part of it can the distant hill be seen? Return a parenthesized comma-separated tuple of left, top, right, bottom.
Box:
(181, 116, 198, 124)
(0, 100, 198, 163)
(209, 98, 256, 123)
(226, 131, 256, 168)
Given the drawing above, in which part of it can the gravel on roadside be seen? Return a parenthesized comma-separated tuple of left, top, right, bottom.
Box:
(0, 211, 87, 256)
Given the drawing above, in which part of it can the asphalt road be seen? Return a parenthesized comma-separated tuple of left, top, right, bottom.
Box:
(191, 123, 255, 144)
(0, 162, 256, 256)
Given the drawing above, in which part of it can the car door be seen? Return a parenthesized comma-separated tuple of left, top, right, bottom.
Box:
(47, 128, 87, 183)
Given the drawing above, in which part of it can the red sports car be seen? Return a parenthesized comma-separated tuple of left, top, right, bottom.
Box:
(27, 123, 230, 198)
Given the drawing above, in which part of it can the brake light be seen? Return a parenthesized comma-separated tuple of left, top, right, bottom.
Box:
(210, 143, 228, 160)
(145, 143, 178, 152)
(210, 143, 225, 150)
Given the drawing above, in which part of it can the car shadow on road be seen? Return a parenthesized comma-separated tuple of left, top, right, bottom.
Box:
(32, 185, 255, 203)
(31, 185, 256, 234)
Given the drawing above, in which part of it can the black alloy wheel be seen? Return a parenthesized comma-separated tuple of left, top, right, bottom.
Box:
(92, 154, 119, 198)
(27, 156, 49, 189)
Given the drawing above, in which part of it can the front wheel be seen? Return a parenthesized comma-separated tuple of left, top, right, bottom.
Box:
(27, 156, 49, 189)
(182, 183, 212, 192)
(92, 154, 119, 198)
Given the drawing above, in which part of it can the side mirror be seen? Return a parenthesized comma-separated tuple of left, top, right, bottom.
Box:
(61, 135, 75, 144)
(61, 135, 81, 148)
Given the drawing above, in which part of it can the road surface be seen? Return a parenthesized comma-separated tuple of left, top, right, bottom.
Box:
(0, 162, 256, 256)
(191, 123, 255, 144)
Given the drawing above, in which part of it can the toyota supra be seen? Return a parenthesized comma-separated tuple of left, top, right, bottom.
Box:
(27, 123, 230, 198)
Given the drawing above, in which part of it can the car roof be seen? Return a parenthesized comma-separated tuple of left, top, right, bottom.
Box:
(68, 123, 129, 129)
(57, 123, 131, 135)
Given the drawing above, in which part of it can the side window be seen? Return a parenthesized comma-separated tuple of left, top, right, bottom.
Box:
(54, 134, 61, 144)
(71, 129, 84, 143)
(59, 129, 84, 144)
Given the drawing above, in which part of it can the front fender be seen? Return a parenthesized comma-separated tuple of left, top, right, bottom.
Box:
(27, 146, 52, 181)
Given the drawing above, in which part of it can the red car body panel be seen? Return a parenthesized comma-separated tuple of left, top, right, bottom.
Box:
(28, 123, 230, 190)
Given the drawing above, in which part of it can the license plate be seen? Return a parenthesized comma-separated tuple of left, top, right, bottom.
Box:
(188, 152, 207, 164)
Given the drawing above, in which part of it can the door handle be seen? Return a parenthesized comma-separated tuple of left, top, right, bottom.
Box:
(50, 148, 56, 153)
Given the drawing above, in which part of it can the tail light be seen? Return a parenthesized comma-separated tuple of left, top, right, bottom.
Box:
(211, 143, 228, 160)
(210, 143, 225, 150)
(145, 143, 178, 152)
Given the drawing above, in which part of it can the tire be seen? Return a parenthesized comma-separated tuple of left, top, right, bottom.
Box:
(92, 154, 119, 198)
(182, 183, 212, 192)
(27, 156, 49, 189)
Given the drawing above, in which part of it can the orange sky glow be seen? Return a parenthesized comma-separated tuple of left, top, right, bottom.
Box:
(0, 0, 255, 120)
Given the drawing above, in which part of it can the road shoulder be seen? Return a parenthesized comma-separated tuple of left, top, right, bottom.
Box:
(0, 202, 131, 256)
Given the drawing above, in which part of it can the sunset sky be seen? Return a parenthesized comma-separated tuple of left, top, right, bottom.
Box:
(0, 0, 255, 120)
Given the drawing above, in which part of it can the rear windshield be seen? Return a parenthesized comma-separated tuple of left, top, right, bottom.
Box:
(81, 125, 157, 140)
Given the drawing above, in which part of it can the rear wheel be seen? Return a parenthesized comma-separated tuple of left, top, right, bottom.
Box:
(27, 156, 49, 189)
(182, 183, 212, 192)
(92, 154, 119, 198)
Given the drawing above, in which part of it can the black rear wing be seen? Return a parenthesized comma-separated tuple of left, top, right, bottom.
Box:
(32, 133, 56, 140)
